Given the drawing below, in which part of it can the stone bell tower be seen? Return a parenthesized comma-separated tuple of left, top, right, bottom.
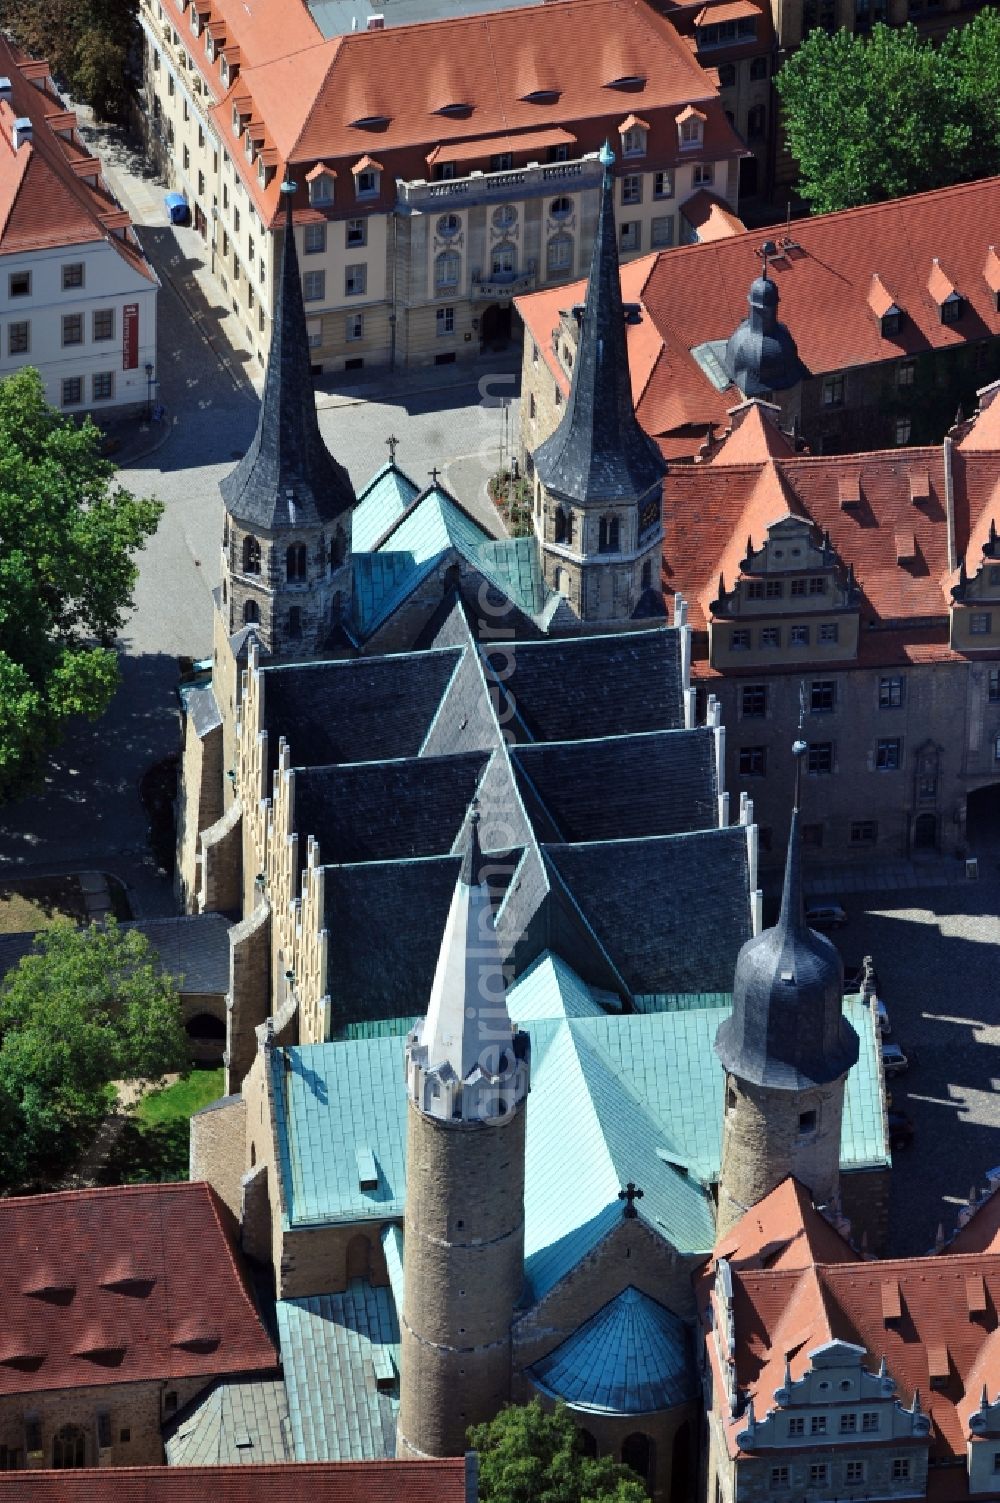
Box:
(714, 731, 859, 1237)
(397, 810, 530, 1460)
(215, 178, 356, 686)
(531, 142, 665, 624)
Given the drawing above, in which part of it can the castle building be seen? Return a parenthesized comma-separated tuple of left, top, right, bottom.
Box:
(715, 749, 860, 1235)
(135, 0, 744, 374)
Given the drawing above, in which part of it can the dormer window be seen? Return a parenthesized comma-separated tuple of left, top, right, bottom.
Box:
(353, 157, 382, 198)
(205, 33, 215, 59)
(619, 114, 649, 156)
(220, 57, 230, 85)
(677, 107, 705, 148)
(245, 131, 255, 163)
(941, 292, 963, 325)
(308, 167, 335, 206)
(881, 308, 902, 338)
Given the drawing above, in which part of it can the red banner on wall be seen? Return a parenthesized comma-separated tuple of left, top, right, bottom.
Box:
(122, 303, 139, 370)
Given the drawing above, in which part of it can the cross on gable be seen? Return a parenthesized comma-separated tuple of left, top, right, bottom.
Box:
(386, 434, 399, 464)
(429, 466, 441, 486)
(619, 1182, 644, 1219)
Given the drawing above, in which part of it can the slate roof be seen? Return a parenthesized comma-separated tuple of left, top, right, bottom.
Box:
(220, 184, 355, 532)
(351, 464, 420, 552)
(529, 1285, 697, 1412)
(292, 752, 490, 864)
(165, 1376, 292, 1465)
(0, 1461, 469, 1503)
(352, 484, 553, 639)
(486, 627, 684, 742)
(259, 649, 463, 772)
(0, 915, 232, 997)
(0, 1183, 276, 1395)
(512, 728, 717, 843)
(533, 145, 665, 508)
(278, 1281, 399, 1461)
(544, 827, 751, 994)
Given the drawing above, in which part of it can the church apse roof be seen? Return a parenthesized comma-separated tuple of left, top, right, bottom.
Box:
(351, 463, 421, 553)
(529, 1285, 697, 1413)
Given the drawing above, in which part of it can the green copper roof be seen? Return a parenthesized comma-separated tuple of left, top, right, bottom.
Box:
(278, 1281, 398, 1461)
(529, 1286, 696, 1414)
(272, 1039, 407, 1228)
(351, 463, 420, 553)
(523, 1018, 716, 1300)
(351, 486, 552, 637)
(341, 1017, 415, 1041)
(271, 958, 887, 1282)
(506, 952, 608, 1022)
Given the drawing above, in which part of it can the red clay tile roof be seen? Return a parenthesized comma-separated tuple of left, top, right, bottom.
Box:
(520, 175, 1000, 457)
(703, 1184, 1000, 1468)
(202, 0, 743, 226)
(0, 1461, 469, 1503)
(0, 39, 153, 280)
(708, 1177, 857, 1274)
(0, 1182, 276, 1395)
(680, 188, 746, 241)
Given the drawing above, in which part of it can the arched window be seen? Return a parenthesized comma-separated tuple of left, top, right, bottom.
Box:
(242, 535, 261, 574)
(554, 507, 568, 544)
(747, 103, 766, 139)
(547, 234, 573, 276)
(330, 527, 347, 571)
(286, 543, 307, 581)
(598, 515, 620, 553)
(435, 249, 460, 289)
(53, 1426, 87, 1469)
(641, 558, 652, 591)
(718, 62, 736, 86)
(621, 1432, 654, 1487)
(578, 1428, 598, 1458)
(243, 599, 260, 625)
(288, 606, 302, 638)
(436, 213, 461, 239)
(550, 195, 572, 219)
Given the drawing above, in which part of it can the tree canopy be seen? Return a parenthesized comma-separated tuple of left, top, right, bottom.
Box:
(0, 0, 136, 119)
(468, 1401, 650, 1503)
(0, 917, 188, 1188)
(776, 11, 1000, 214)
(0, 368, 161, 801)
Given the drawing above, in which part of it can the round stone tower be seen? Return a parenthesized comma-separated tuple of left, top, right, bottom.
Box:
(397, 811, 530, 1460)
(714, 742, 859, 1237)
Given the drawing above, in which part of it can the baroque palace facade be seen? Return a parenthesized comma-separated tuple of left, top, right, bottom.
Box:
(136, 0, 745, 373)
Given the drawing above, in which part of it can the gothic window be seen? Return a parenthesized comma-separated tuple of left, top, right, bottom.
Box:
(330, 528, 347, 571)
(598, 514, 620, 553)
(639, 499, 659, 536)
(242, 535, 261, 574)
(52, 1426, 87, 1469)
(286, 542, 307, 581)
(554, 507, 574, 544)
(621, 1433, 654, 1487)
(243, 599, 260, 625)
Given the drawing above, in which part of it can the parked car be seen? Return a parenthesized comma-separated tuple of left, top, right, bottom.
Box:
(164, 191, 190, 226)
(806, 903, 848, 930)
(874, 997, 891, 1036)
(882, 1043, 909, 1077)
(887, 1110, 915, 1149)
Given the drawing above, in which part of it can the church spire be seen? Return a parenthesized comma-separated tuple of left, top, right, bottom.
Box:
(405, 807, 530, 1122)
(532, 143, 664, 507)
(221, 180, 355, 532)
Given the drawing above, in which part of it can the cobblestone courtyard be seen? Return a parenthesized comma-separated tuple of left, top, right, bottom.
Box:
(830, 877, 1000, 1256)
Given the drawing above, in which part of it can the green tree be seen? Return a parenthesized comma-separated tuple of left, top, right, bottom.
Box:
(776, 22, 989, 213)
(0, 0, 138, 119)
(468, 1400, 649, 1503)
(0, 918, 187, 1187)
(0, 368, 161, 800)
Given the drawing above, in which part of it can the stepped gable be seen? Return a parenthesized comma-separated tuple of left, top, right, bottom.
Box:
(544, 826, 751, 994)
(488, 627, 685, 742)
(0, 1183, 275, 1396)
(511, 727, 718, 843)
(258, 649, 463, 773)
(0, 1459, 469, 1503)
(291, 752, 491, 863)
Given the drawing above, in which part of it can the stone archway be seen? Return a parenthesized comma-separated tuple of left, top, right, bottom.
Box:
(670, 1419, 693, 1503)
(622, 1432, 654, 1491)
(480, 303, 512, 350)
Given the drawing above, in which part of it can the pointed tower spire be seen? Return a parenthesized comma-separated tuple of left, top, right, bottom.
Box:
(221, 179, 355, 532)
(406, 804, 530, 1122)
(532, 143, 664, 507)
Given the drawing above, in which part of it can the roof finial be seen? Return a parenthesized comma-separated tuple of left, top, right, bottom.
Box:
(599, 139, 614, 171)
(459, 801, 484, 888)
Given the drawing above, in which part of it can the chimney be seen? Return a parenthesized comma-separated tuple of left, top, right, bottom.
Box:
(12, 117, 32, 150)
(0, 78, 13, 105)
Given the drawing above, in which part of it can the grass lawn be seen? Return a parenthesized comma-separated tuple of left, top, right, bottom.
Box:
(0, 875, 87, 933)
(137, 1068, 225, 1127)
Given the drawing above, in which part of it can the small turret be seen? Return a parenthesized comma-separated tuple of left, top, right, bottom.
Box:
(723, 258, 806, 399)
